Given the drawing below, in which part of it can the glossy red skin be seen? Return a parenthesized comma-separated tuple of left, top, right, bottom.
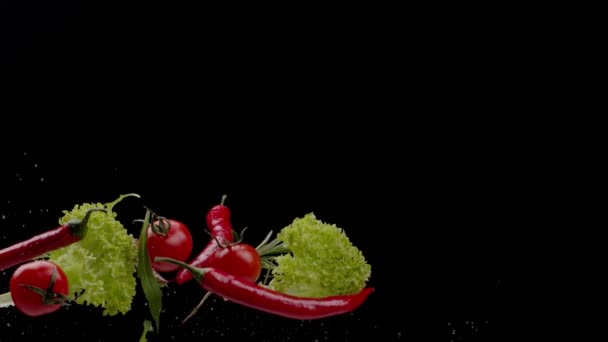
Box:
(210, 244, 261, 282)
(176, 203, 233, 284)
(9, 260, 69, 317)
(0, 209, 104, 272)
(148, 219, 194, 273)
(0, 226, 77, 272)
(206, 204, 231, 229)
(197, 267, 374, 320)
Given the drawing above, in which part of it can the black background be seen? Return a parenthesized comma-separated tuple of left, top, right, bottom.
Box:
(1, 146, 511, 342)
(1, 2, 514, 341)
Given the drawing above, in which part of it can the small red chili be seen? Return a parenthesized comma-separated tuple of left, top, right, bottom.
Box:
(175, 195, 233, 284)
(0, 208, 106, 272)
(158, 257, 374, 320)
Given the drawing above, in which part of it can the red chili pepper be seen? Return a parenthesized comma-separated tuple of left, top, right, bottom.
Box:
(158, 257, 374, 320)
(0, 208, 105, 272)
(175, 195, 233, 284)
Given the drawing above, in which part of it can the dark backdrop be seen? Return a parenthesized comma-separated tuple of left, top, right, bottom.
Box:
(3, 148, 403, 341)
(1, 2, 513, 341)
(1, 145, 512, 342)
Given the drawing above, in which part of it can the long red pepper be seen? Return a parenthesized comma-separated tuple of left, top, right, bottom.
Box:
(175, 195, 233, 284)
(0, 208, 105, 272)
(158, 257, 374, 320)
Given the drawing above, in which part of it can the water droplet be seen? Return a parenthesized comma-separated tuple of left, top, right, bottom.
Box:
(6, 322, 10, 327)
(41, 177, 44, 182)
(24, 152, 27, 156)
(1, 214, 5, 220)
(34, 163, 38, 168)
(29, 210, 32, 214)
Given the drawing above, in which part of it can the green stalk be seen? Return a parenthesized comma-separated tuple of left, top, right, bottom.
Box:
(137, 209, 162, 332)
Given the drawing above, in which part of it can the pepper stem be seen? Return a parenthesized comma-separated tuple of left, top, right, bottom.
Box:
(220, 194, 227, 206)
(67, 208, 107, 239)
(154, 257, 207, 283)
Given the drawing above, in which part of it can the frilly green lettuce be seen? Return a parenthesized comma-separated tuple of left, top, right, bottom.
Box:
(266, 213, 371, 298)
(48, 199, 138, 316)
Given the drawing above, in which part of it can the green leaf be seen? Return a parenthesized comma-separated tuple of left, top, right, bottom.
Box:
(137, 209, 162, 332)
(0, 291, 14, 308)
(268, 213, 371, 298)
(139, 319, 154, 342)
(48, 199, 138, 315)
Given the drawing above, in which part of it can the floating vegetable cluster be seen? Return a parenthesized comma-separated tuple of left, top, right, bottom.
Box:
(0, 194, 374, 341)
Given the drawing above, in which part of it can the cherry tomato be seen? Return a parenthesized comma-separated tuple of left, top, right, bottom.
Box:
(210, 243, 262, 282)
(147, 219, 193, 273)
(9, 260, 69, 317)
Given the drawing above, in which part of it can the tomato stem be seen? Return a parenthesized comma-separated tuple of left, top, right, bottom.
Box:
(19, 267, 69, 306)
(206, 230, 230, 248)
(143, 207, 171, 236)
(232, 227, 248, 244)
(152, 217, 171, 236)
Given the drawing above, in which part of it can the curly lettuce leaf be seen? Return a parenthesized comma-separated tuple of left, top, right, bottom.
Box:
(268, 213, 371, 298)
(47, 198, 138, 316)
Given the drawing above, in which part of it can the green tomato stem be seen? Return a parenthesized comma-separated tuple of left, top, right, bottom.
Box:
(19, 267, 69, 305)
(150, 217, 171, 236)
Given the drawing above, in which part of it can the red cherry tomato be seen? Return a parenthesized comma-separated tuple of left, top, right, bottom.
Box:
(210, 243, 262, 282)
(147, 219, 194, 273)
(9, 260, 69, 317)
